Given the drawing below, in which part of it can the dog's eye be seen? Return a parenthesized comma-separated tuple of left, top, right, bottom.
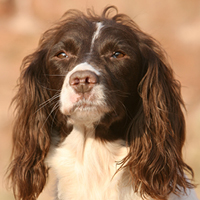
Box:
(111, 51, 125, 59)
(56, 52, 68, 59)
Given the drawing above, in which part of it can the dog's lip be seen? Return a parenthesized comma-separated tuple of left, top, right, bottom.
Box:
(73, 89, 101, 104)
(69, 98, 110, 114)
(72, 99, 96, 110)
(69, 92, 91, 105)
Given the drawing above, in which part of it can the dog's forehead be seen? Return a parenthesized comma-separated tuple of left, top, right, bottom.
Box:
(58, 19, 130, 46)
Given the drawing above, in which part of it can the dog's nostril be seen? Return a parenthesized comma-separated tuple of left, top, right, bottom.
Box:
(69, 70, 99, 93)
(71, 77, 80, 85)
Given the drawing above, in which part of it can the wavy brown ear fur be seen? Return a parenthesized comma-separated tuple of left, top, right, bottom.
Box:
(125, 32, 194, 199)
(7, 49, 53, 200)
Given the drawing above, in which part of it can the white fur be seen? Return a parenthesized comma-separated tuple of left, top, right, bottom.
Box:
(169, 187, 199, 200)
(90, 22, 104, 51)
(47, 124, 141, 200)
(47, 124, 199, 200)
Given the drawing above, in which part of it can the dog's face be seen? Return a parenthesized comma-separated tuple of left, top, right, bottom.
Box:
(47, 19, 142, 125)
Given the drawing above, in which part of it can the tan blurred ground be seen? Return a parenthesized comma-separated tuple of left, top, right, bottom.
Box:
(0, 0, 200, 199)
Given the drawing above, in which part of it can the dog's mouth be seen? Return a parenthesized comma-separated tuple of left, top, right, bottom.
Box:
(60, 87, 111, 124)
(68, 99, 109, 124)
(72, 98, 109, 112)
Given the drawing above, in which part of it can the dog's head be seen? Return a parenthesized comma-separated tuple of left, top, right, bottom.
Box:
(47, 9, 144, 131)
(8, 6, 194, 200)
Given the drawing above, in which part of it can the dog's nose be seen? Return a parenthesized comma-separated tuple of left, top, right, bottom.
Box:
(69, 70, 99, 93)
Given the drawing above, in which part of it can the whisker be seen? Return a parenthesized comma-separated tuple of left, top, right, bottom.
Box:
(44, 74, 66, 77)
(50, 104, 60, 133)
(41, 85, 61, 92)
(118, 101, 127, 113)
(41, 102, 60, 129)
(33, 93, 60, 115)
(107, 89, 131, 98)
(39, 93, 60, 108)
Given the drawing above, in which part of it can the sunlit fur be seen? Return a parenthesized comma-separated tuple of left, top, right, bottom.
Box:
(7, 6, 197, 200)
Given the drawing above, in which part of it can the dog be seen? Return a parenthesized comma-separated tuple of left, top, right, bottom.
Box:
(8, 6, 198, 200)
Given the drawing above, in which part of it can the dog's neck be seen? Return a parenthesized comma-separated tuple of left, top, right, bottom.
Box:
(47, 124, 142, 200)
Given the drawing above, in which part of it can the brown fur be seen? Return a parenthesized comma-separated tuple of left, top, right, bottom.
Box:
(7, 6, 194, 200)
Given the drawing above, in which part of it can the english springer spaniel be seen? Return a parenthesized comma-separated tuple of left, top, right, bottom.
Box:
(8, 6, 198, 200)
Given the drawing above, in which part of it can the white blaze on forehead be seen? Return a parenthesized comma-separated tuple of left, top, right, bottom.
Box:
(90, 22, 104, 51)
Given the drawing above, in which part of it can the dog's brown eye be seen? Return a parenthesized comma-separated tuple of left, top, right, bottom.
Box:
(56, 52, 68, 59)
(111, 51, 125, 59)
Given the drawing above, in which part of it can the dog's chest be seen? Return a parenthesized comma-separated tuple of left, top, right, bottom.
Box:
(48, 125, 141, 200)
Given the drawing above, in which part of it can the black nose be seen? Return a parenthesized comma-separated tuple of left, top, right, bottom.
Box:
(69, 70, 99, 93)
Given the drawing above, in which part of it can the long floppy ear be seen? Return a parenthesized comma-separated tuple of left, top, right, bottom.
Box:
(7, 49, 53, 200)
(125, 33, 194, 199)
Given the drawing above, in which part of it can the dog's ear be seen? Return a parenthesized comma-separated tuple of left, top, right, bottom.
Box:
(7, 48, 53, 200)
(125, 33, 194, 199)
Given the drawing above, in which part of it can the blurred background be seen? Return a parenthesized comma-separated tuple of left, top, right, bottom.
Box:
(0, 0, 200, 199)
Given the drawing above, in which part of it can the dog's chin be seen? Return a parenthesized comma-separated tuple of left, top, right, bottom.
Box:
(61, 100, 110, 125)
